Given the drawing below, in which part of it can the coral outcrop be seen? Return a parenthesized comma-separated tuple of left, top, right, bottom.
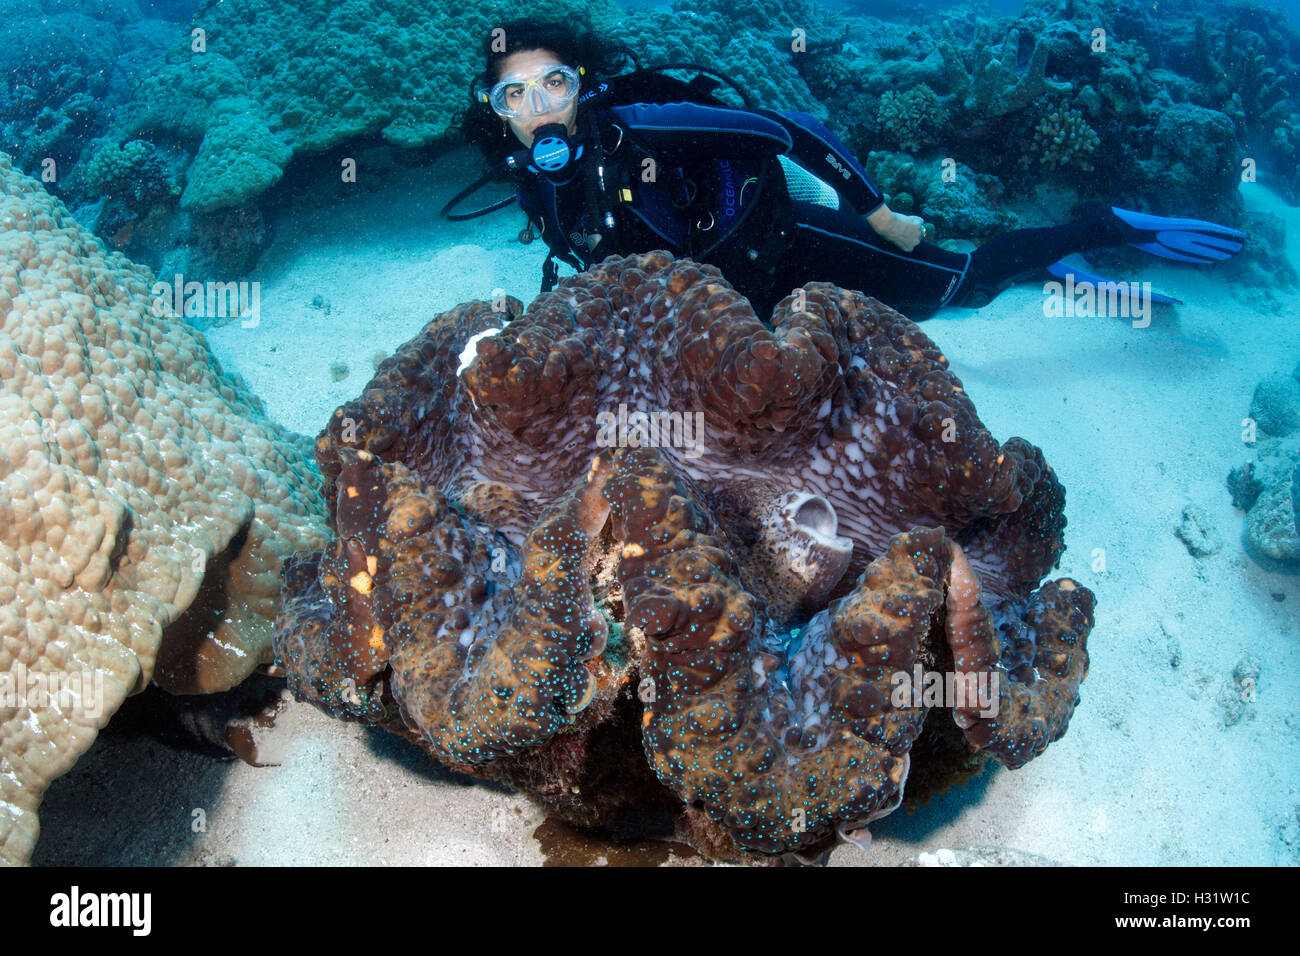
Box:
(0, 154, 328, 865)
(622, 0, 832, 119)
(877, 84, 944, 154)
(938, 22, 1072, 118)
(1022, 103, 1100, 172)
(865, 150, 1019, 239)
(1137, 103, 1242, 211)
(110, 0, 627, 213)
(1230, 363, 1300, 569)
(80, 138, 180, 213)
(275, 251, 1094, 862)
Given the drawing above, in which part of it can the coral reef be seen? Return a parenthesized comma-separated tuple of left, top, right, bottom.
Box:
(810, 0, 1274, 216)
(9, 0, 1271, 241)
(275, 251, 1094, 861)
(1194, 15, 1291, 136)
(93, 0, 824, 213)
(1229, 363, 1300, 569)
(0, 154, 328, 865)
(0, 0, 174, 175)
(0, 2, 119, 170)
(108, 0, 626, 213)
(6, 0, 1286, 245)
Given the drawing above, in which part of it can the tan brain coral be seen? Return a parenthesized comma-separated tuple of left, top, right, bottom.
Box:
(0, 154, 328, 866)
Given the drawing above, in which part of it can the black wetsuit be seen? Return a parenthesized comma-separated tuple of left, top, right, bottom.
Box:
(777, 202, 1130, 317)
(516, 101, 1131, 319)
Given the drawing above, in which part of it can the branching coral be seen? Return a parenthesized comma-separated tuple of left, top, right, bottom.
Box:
(0, 154, 328, 865)
(1021, 103, 1100, 172)
(275, 251, 1095, 862)
(938, 22, 1071, 118)
(1194, 15, 1292, 134)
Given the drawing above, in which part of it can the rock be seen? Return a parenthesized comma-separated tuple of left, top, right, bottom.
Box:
(1244, 482, 1300, 563)
(1219, 656, 1260, 727)
(1228, 461, 1263, 510)
(1174, 503, 1221, 557)
(1229, 374, 1300, 569)
(1249, 374, 1300, 437)
(1234, 655, 1262, 687)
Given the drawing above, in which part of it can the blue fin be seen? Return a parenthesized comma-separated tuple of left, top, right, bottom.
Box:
(1111, 206, 1246, 264)
(1047, 261, 1183, 306)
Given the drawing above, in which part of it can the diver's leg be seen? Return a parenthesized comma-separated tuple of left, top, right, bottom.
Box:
(948, 218, 1129, 307)
(771, 202, 972, 316)
(768, 202, 1242, 315)
(951, 204, 1248, 305)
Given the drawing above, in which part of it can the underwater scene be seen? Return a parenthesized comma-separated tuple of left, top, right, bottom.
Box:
(1, 0, 1298, 871)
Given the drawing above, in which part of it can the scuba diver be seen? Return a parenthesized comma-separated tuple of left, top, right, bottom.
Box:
(447, 21, 1247, 319)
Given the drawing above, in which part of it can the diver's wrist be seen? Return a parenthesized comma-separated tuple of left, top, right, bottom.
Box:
(866, 204, 894, 233)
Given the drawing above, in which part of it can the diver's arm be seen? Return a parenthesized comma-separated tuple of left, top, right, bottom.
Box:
(613, 103, 930, 251)
(867, 204, 926, 252)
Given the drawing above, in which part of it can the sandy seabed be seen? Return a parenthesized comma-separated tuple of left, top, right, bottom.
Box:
(34, 150, 1300, 866)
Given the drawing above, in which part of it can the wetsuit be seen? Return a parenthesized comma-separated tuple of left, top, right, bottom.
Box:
(515, 101, 1132, 319)
(777, 203, 1131, 318)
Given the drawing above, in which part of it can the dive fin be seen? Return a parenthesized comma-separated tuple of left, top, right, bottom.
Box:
(1110, 206, 1246, 264)
(1047, 260, 1183, 306)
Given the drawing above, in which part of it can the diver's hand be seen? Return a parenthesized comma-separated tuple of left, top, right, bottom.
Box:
(867, 206, 926, 252)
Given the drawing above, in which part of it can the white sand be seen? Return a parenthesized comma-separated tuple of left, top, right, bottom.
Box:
(35, 156, 1300, 865)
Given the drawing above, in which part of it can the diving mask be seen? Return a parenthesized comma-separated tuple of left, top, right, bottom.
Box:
(479, 63, 582, 119)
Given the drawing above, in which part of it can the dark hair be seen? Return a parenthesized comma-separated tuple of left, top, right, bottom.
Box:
(455, 19, 639, 165)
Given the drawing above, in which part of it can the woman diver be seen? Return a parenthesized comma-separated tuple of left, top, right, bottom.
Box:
(449, 20, 1246, 319)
